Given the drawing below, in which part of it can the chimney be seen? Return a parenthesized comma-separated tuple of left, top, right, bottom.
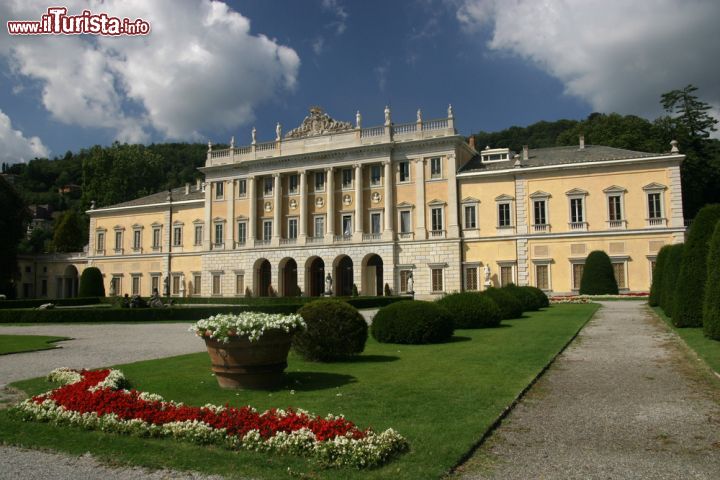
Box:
(522, 145, 529, 161)
(579, 135, 585, 150)
(468, 136, 476, 151)
(185, 182, 190, 195)
(514, 154, 521, 168)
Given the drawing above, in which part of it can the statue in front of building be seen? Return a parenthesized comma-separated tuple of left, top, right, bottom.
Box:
(149, 288, 164, 308)
(324, 273, 333, 296)
(484, 264, 492, 286)
(407, 272, 414, 296)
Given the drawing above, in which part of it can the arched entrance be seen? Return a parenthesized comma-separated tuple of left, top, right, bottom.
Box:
(334, 255, 354, 297)
(63, 265, 79, 298)
(362, 254, 384, 296)
(279, 258, 298, 297)
(306, 256, 325, 297)
(254, 259, 271, 297)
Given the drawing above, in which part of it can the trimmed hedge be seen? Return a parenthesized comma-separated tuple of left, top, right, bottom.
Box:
(0, 297, 102, 309)
(0, 304, 299, 323)
(78, 267, 105, 298)
(522, 286, 549, 309)
(649, 245, 671, 307)
(371, 300, 454, 344)
(436, 292, 501, 328)
(579, 250, 619, 295)
(481, 287, 523, 320)
(293, 299, 368, 361)
(502, 284, 541, 312)
(674, 204, 720, 327)
(164, 295, 404, 309)
(702, 221, 720, 340)
(660, 243, 685, 318)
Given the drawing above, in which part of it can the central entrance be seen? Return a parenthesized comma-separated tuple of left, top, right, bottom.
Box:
(334, 255, 354, 297)
(279, 258, 298, 297)
(306, 257, 325, 297)
(362, 254, 384, 296)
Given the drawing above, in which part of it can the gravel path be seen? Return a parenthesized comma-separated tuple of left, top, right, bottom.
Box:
(455, 301, 720, 479)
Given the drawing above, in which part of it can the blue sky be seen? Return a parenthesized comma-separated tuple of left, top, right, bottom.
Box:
(1, 0, 718, 163)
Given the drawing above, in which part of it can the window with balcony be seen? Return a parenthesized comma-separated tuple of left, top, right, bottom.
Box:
(314, 216, 325, 237)
(570, 198, 585, 223)
(534, 200, 547, 226)
(342, 215, 353, 236)
(96, 231, 105, 252)
(238, 179, 247, 198)
(194, 225, 203, 246)
(498, 203, 512, 227)
(464, 205, 477, 229)
(370, 212, 382, 234)
(288, 218, 298, 239)
(215, 181, 224, 200)
(400, 210, 412, 234)
(237, 221, 247, 245)
(173, 225, 182, 247)
(114, 230, 123, 252)
(315, 171, 325, 192)
(430, 157, 442, 179)
(152, 227, 161, 249)
(431, 207, 444, 232)
(370, 165, 381, 186)
(263, 220, 272, 241)
(288, 174, 299, 195)
(263, 177, 273, 196)
(214, 223, 223, 246)
(342, 168, 353, 189)
(648, 193, 662, 219)
(399, 161, 410, 182)
(133, 229, 142, 250)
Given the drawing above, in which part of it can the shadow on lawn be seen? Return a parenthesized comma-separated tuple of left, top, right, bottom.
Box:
(284, 372, 357, 391)
(335, 354, 400, 363)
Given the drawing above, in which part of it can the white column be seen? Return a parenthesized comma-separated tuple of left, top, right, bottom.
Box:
(354, 163, 363, 241)
(446, 154, 459, 238)
(298, 170, 307, 244)
(247, 176, 256, 245)
(272, 173, 281, 246)
(415, 159, 426, 239)
(203, 181, 211, 250)
(226, 179, 234, 248)
(325, 167, 335, 241)
(383, 159, 394, 240)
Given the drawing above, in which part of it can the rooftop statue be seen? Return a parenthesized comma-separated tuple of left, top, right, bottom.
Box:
(285, 106, 353, 138)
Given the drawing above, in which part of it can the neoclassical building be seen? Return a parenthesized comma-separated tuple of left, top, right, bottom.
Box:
(16, 106, 685, 299)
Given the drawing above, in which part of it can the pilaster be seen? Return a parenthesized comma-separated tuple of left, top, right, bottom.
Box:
(353, 163, 363, 241)
(446, 153, 459, 237)
(382, 159, 394, 240)
(298, 169, 307, 245)
(272, 173, 281, 247)
(415, 158, 426, 239)
(226, 179, 234, 248)
(248, 176, 256, 242)
(325, 167, 335, 241)
(668, 164, 684, 228)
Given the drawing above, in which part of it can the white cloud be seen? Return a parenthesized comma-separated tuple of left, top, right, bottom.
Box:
(312, 36, 325, 55)
(457, 0, 720, 120)
(0, 109, 49, 164)
(321, 0, 349, 35)
(374, 62, 389, 92)
(1, 0, 301, 141)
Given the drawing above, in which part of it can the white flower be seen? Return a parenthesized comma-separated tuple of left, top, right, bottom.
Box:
(189, 313, 306, 343)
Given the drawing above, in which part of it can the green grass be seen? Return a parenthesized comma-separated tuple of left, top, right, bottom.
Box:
(0, 304, 598, 479)
(0, 334, 70, 355)
(652, 306, 720, 374)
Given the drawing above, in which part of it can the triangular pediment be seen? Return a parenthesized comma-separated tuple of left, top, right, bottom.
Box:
(602, 185, 626, 193)
(529, 190, 551, 199)
(642, 182, 667, 191)
(565, 188, 588, 196)
(150, 222, 163, 227)
(192, 219, 204, 225)
(427, 199, 447, 206)
(495, 194, 515, 202)
(461, 196, 480, 203)
(396, 201, 415, 208)
(212, 216, 226, 223)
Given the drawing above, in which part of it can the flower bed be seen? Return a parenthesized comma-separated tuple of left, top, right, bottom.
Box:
(189, 312, 306, 343)
(12, 368, 407, 468)
(550, 292, 649, 304)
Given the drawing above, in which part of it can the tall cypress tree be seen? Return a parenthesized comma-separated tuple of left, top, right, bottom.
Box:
(703, 222, 720, 340)
(649, 245, 671, 307)
(661, 244, 685, 318)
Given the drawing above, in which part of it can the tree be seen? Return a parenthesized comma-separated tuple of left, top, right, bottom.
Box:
(579, 251, 619, 295)
(53, 210, 86, 252)
(674, 205, 720, 327)
(703, 221, 720, 340)
(78, 267, 105, 297)
(0, 176, 29, 298)
(661, 84, 718, 140)
(660, 244, 685, 318)
(649, 245, 671, 307)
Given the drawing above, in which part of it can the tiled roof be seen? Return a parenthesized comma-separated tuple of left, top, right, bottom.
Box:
(100, 184, 204, 209)
(459, 145, 665, 173)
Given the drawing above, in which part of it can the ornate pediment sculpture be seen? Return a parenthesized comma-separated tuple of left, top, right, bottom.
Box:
(285, 106, 353, 138)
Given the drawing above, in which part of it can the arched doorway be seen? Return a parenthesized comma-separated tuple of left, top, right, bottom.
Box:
(306, 256, 325, 297)
(362, 254, 384, 296)
(254, 259, 271, 297)
(63, 265, 79, 298)
(334, 255, 354, 297)
(279, 258, 298, 297)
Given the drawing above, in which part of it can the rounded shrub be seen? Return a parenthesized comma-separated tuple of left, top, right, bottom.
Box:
(649, 245, 671, 307)
(503, 284, 541, 311)
(660, 243, 684, 318)
(675, 204, 720, 327)
(78, 267, 105, 297)
(703, 221, 720, 340)
(294, 299, 367, 361)
(371, 300, 454, 344)
(481, 287, 523, 319)
(436, 292, 501, 328)
(579, 250, 618, 295)
(522, 286, 549, 309)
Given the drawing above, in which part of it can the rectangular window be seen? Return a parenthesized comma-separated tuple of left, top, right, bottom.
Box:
(431, 268, 444, 292)
(132, 276, 140, 295)
(342, 215, 352, 236)
(342, 168, 352, 188)
(288, 174, 299, 194)
(214, 223, 223, 245)
(314, 216, 325, 237)
(193, 274, 201, 295)
(173, 226, 182, 247)
(194, 225, 203, 246)
(399, 270, 411, 293)
(534, 200, 547, 225)
(536, 264, 549, 290)
(465, 267, 478, 291)
(235, 274, 244, 295)
(238, 179, 247, 197)
(431, 207, 443, 231)
(237, 222, 247, 245)
(212, 274, 221, 296)
(263, 220, 272, 241)
(572, 263, 584, 290)
(464, 205, 477, 229)
(430, 157, 442, 178)
(613, 262, 626, 289)
(498, 203, 512, 227)
(400, 210, 411, 233)
(608, 195, 622, 221)
(114, 231, 123, 251)
(288, 218, 298, 239)
(215, 181, 224, 200)
(151, 275, 160, 294)
(371, 212, 381, 234)
(41, 279, 48, 296)
(648, 193, 662, 219)
(96, 232, 105, 251)
(315, 171, 325, 192)
(264, 177, 273, 196)
(172, 276, 180, 295)
(370, 165, 381, 186)
(399, 161, 410, 182)
(650, 260, 657, 281)
(570, 198, 584, 223)
(111, 276, 122, 296)
(152, 228, 161, 248)
(500, 265, 514, 287)
(133, 230, 141, 250)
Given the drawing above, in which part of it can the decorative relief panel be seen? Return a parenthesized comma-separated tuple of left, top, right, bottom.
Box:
(285, 107, 353, 138)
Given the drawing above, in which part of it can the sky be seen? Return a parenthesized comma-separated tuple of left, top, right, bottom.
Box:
(1, 0, 719, 164)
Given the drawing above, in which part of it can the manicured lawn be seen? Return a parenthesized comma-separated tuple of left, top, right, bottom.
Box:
(0, 334, 70, 355)
(652, 306, 720, 374)
(1, 304, 598, 479)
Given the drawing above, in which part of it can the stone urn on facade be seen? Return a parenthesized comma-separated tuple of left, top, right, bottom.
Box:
(190, 313, 306, 390)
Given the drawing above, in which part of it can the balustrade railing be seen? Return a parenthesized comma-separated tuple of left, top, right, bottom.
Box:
(568, 222, 588, 231)
(429, 229, 446, 239)
(423, 118, 448, 130)
(648, 218, 666, 227)
(398, 232, 414, 240)
(607, 219, 626, 229)
(362, 233, 382, 241)
(306, 236, 324, 244)
(361, 126, 384, 138)
(256, 141, 275, 152)
(392, 122, 417, 135)
(334, 234, 353, 242)
(533, 224, 549, 233)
